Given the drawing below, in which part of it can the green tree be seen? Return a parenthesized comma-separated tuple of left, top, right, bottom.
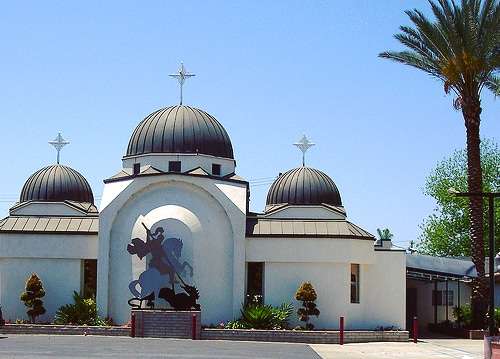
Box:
(20, 273, 46, 323)
(379, 0, 499, 328)
(419, 139, 500, 256)
(295, 282, 320, 330)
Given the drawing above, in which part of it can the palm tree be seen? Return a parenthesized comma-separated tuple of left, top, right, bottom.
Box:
(377, 228, 394, 241)
(379, 0, 499, 328)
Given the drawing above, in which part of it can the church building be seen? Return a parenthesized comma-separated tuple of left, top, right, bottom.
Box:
(0, 66, 406, 329)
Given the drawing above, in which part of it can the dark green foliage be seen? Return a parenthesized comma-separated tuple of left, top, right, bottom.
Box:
(418, 139, 500, 256)
(295, 282, 320, 330)
(451, 304, 500, 328)
(20, 273, 46, 323)
(377, 228, 394, 240)
(54, 291, 109, 326)
(379, 0, 499, 98)
(453, 304, 472, 326)
(225, 303, 293, 330)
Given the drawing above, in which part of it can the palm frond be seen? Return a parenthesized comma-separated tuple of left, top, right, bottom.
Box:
(379, 50, 445, 79)
(484, 73, 500, 95)
(380, 0, 500, 98)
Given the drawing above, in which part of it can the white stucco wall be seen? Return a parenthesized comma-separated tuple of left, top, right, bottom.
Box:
(0, 258, 82, 322)
(264, 206, 346, 220)
(245, 238, 405, 329)
(9, 202, 89, 217)
(363, 250, 406, 329)
(122, 153, 236, 177)
(0, 232, 98, 322)
(0, 233, 98, 259)
(98, 174, 247, 325)
(246, 238, 375, 264)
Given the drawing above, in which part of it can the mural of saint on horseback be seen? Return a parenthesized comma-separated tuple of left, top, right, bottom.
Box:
(127, 222, 200, 311)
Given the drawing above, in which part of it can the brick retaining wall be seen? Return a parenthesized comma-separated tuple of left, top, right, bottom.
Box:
(201, 328, 409, 344)
(0, 324, 129, 336)
(132, 310, 201, 339)
(0, 323, 408, 344)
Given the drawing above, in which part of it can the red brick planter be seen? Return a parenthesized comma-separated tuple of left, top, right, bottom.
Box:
(131, 310, 201, 339)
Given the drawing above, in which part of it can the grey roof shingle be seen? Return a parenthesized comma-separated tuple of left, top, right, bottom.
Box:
(246, 217, 374, 240)
(0, 216, 98, 234)
(406, 253, 477, 278)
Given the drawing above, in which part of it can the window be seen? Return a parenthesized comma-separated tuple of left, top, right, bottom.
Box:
(133, 163, 141, 175)
(212, 164, 221, 176)
(82, 259, 97, 298)
(432, 290, 453, 306)
(351, 263, 360, 303)
(168, 161, 181, 172)
(246, 262, 264, 305)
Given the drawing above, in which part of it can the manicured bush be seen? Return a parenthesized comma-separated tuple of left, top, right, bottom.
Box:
(295, 282, 320, 330)
(54, 291, 109, 326)
(20, 273, 46, 323)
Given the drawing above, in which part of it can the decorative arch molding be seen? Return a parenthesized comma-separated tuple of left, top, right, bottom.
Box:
(129, 206, 202, 281)
(98, 174, 246, 324)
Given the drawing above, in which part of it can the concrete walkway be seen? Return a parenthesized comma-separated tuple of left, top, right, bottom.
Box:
(311, 339, 483, 359)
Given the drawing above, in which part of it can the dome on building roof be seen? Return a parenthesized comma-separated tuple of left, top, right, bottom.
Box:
(126, 105, 234, 159)
(20, 164, 94, 204)
(266, 167, 342, 208)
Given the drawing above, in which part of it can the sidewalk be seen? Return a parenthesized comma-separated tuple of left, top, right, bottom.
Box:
(311, 339, 483, 359)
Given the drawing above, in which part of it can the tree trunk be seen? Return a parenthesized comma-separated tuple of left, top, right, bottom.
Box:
(462, 97, 487, 329)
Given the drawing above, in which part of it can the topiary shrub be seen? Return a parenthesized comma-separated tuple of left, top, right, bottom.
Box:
(295, 281, 320, 330)
(54, 291, 108, 326)
(20, 273, 46, 323)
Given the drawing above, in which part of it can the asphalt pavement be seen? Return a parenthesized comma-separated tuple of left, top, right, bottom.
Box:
(0, 334, 322, 359)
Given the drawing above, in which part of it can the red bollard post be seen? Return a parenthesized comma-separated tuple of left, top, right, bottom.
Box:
(339, 316, 344, 345)
(192, 314, 197, 340)
(130, 313, 135, 338)
(413, 316, 418, 343)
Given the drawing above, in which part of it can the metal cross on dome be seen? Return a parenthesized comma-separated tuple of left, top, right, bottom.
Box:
(169, 62, 195, 105)
(49, 132, 69, 164)
(293, 135, 315, 166)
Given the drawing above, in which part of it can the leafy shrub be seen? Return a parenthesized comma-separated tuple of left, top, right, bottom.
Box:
(54, 291, 109, 326)
(20, 273, 46, 323)
(225, 319, 249, 329)
(295, 282, 320, 330)
(453, 305, 472, 327)
(226, 303, 293, 330)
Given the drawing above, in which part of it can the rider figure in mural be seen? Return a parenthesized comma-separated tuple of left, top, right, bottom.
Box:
(128, 225, 174, 293)
(127, 223, 199, 310)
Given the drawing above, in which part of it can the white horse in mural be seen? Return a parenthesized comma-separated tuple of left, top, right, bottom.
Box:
(128, 237, 193, 301)
(127, 223, 194, 307)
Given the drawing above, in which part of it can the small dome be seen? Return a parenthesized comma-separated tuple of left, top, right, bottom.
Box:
(266, 167, 342, 208)
(20, 164, 94, 204)
(126, 105, 234, 159)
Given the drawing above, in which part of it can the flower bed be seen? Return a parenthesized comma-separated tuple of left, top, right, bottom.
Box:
(0, 324, 129, 337)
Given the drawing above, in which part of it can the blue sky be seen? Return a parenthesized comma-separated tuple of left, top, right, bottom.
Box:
(0, 1, 498, 248)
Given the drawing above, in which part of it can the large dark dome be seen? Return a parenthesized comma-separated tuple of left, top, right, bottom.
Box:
(20, 164, 94, 204)
(266, 167, 342, 207)
(126, 105, 234, 159)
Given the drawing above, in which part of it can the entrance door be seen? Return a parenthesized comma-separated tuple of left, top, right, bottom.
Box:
(406, 287, 418, 332)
